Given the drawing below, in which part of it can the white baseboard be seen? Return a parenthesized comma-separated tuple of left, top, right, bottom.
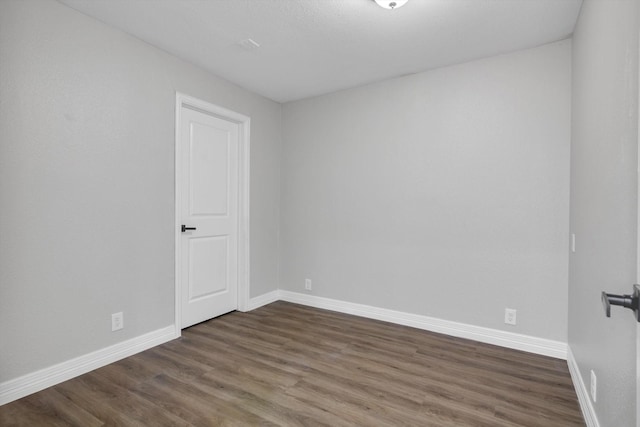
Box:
(0, 325, 177, 406)
(246, 290, 280, 311)
(567, 347, 600, 427)
(278, 291, 567, 359)
(0, 290, 569, 407)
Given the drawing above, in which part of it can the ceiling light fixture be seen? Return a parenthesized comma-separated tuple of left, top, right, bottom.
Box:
(374, 0, 408, 10)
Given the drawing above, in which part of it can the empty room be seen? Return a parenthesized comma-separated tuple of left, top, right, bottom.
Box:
(0, 0, 638, 426)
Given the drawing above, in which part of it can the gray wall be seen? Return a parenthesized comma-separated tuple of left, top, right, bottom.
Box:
(281, 41, 571, 341)
(569, 0, 638, 425)
(0, 0, 281, 382)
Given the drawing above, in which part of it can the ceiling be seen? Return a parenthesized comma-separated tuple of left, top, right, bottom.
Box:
(58, 0, 583, 103)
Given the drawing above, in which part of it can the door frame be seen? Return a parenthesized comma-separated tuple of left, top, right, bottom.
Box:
(174, 92, 250, 337)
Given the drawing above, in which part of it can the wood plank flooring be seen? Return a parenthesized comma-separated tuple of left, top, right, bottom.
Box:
(0, 301, 584, 426)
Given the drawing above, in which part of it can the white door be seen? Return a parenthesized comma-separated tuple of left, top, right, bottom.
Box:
(179, 106, 239, 328)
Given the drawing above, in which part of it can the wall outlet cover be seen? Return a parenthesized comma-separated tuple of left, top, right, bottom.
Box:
(504, 308, 517, 325)
(111, 312, 124, 331)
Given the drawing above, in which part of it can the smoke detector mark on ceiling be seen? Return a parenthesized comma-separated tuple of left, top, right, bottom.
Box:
(239, 38, 260, 51)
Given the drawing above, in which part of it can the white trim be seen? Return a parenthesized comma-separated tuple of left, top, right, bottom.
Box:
(0, 326, 175, 406)
(278, 291, 568, 359)
(174, 92, 251, 331)
(245, 290, 280, 311)
(567, 346, 600, 427)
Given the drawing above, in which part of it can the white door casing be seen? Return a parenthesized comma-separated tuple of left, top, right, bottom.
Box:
(175, 93, 250, 332)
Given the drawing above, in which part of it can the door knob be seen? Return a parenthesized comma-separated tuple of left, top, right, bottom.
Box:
(181, 225, 196, 233)
(601, 285, 640, 322)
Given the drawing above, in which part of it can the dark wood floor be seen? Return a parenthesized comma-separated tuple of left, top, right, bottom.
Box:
(0, 301, 584, 426)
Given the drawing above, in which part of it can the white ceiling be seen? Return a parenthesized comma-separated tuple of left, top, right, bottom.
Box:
(58, 0, 583, 103)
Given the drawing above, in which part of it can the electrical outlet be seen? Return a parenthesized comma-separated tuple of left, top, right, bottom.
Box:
(590, 370, 597, 402)
(504, 308, 517, 325)
(111, 312, 123, 331)
(305, 278, 312, 291)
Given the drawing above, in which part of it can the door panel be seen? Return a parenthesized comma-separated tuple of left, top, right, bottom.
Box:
(180, 106, 238, 328)
(189, 122, 230, 216)
(188, 236, 229, 300)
